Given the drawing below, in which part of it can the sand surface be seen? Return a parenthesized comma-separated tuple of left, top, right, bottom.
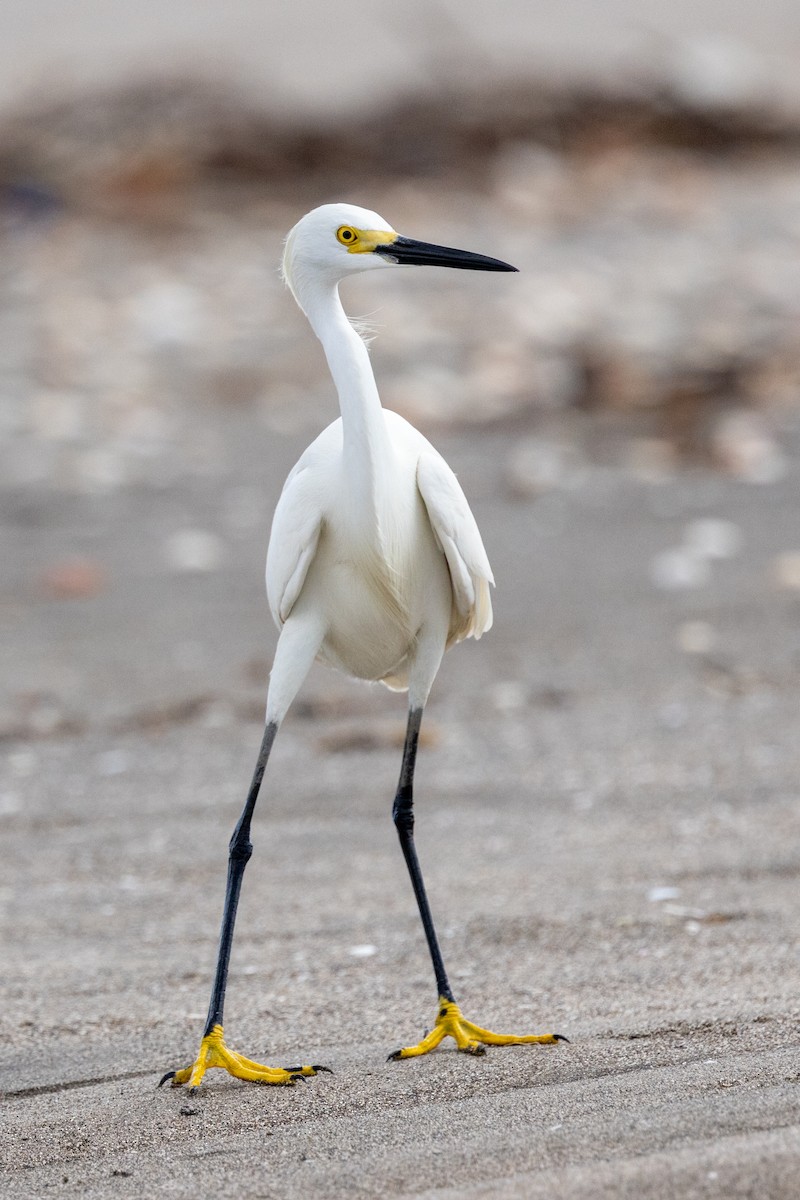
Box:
(3, 419, 800, 1197)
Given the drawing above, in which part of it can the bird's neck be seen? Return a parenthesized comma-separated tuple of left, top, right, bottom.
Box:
(304, 283, 394, 484)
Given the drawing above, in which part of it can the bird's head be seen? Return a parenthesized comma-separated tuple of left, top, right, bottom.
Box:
(282, 202, 516, 309)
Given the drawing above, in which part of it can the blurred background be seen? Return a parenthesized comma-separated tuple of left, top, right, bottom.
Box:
(6, 10, 800, 1180)
(3, 0, 800, 735)
(6, 4, 800, 1149)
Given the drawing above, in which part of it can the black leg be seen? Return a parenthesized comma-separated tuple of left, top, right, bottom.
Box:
(392, 707, 454, 1002)
(203, 720, 277, 1037)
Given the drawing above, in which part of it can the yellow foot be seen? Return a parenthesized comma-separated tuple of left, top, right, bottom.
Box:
(388, 997, 568, 1060)
(158, 1024, 331, 1091)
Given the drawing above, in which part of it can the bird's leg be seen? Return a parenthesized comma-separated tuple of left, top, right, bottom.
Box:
(388, 706, 567, 1062)
(202, 721, 274, 1035)
(391, 707, 454, 1002)
(159, 720, 327, 1090)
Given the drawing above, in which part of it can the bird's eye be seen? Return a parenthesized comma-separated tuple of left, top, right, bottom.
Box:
(336, 226, 359, 246)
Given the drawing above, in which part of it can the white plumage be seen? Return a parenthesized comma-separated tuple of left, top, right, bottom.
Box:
(266, 202, 495, 714)
(267, 409, 493, 689)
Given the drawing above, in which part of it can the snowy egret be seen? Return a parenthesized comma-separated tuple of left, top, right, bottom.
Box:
(160, 203, 564, 1091)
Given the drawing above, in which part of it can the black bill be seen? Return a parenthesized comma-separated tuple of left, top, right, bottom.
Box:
(374, 236, 517, 272)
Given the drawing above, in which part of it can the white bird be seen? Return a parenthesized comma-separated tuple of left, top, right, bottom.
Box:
(161, 203, 564, 1091)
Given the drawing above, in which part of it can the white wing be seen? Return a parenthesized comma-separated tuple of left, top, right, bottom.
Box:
(417, 448, 494, 642)
(265, 456, 324, 627)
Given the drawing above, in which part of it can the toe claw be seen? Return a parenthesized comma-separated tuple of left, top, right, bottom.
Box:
(157, 1071, 176, 1088)
(553, 1033, 570, 1044)
(387, 1050, 403, 1062)
(283, 1063, 332, 1076)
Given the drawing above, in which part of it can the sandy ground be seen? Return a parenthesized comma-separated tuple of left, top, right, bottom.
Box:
(3, 415, 800, 1197)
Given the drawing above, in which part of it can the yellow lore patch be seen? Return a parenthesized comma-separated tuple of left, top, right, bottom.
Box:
(336, 225, 398, 254)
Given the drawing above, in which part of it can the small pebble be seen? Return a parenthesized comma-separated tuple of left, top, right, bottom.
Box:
(650, 548, 711, 590)
(164, 530, 225, 573)
(676, 620, 716, 655)
(489, 681, 529, 712)
(0, 792, 21, 816)
(41, 557, 107, 600)
(95, 749, 130, 776)
(773, 551, 800, 590)
(711, 411, 786, 483)
(658, 701, 689, 729)
(648, 886, 682, 903)
(684, 518, 742, 560)
(670, 35, 766, 110)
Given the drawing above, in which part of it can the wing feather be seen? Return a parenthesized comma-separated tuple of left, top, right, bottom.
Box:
(265, 460, 324, 626)
(416, 449, 494, 642)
